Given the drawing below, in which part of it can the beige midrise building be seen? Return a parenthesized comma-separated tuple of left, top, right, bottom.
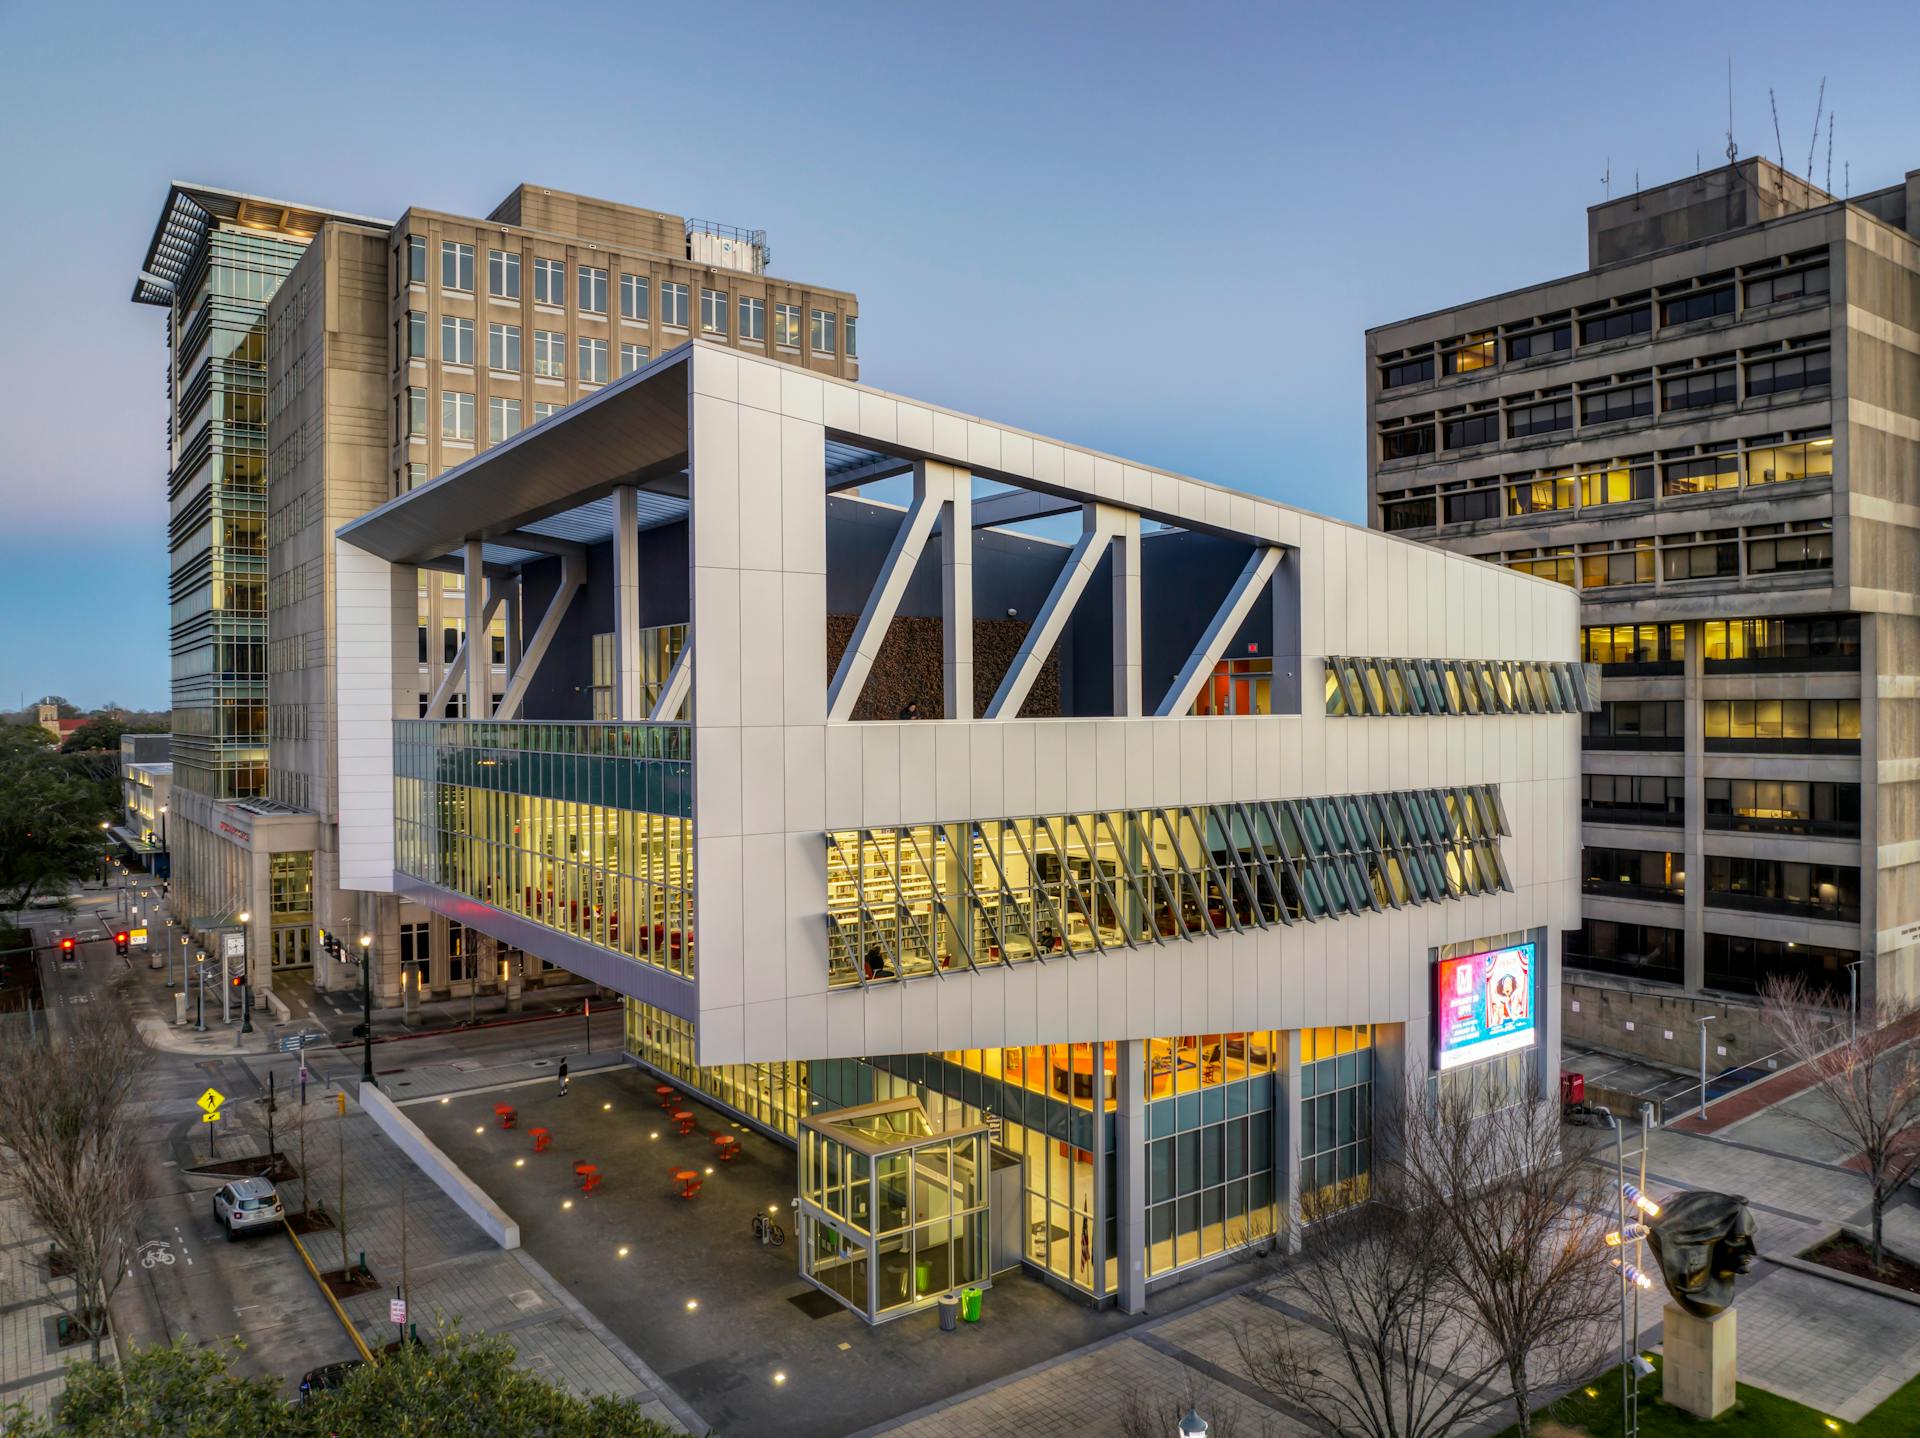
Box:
(133, 180, 859, 1010)
(1366, 156, 1920, 1065)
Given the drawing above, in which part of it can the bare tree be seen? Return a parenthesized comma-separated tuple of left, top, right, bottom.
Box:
(0, 1011, 150, 1359)
(1234, 1186, 1507, 1438)
(1762, 975, 1920, 1272)
(1388, 1066, 1616, 1438)
(1121, 1370, 1275, 1438)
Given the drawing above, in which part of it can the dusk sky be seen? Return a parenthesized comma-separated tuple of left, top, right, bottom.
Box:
(2, 0, 1916, 711)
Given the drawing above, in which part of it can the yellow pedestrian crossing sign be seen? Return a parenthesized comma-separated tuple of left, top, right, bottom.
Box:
(196, 1088, 225, 1114)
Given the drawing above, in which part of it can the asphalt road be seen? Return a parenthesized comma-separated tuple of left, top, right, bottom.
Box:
(24, 886, 354, 1395)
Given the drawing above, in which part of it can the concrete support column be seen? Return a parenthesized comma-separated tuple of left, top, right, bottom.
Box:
(245, 846, 272, 1001)
(1114, 1038, 1148, 1313)
(1681, 621, 1706, 992)
(504, 581, 524, 674)
(1111, 514, 1142, 717)
(939, 468, 973, 719)
(613, 486, 643, 719)
(505, 945, 524, 1013)
(1279, 1029, 1304, 1252)
(464, 540, 488, 719)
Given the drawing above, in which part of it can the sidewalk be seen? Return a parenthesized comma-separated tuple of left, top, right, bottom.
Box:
(279, 1056, 698, 1431)
(0, 1198, 106, 1420)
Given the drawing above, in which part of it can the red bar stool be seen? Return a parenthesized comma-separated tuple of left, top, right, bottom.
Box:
(530, 1127, 551, 1153)
(713, 1134, 741, 1163)
(574, 1162, 601, 1194)
(655, 1084, 678, 1111)
(672, 1168, 702, 1200)
(494, 1103, 517, 1130)
(672, 1109, 696, 1136)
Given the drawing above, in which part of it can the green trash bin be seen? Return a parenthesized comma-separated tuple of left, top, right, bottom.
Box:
(959, 1286, 983, 1323)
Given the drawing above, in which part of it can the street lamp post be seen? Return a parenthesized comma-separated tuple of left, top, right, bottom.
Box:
(237, 911, 253, 1034)
(194, 951, 207, 1032)
(358, 933, 375, 1086)
(1847, 959, 1865, 1042)
(1695, 1015, 1718, 1121)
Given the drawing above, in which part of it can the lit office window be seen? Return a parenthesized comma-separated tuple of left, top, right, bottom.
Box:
(488, 396, 521, 444)
(440, 315, 474, 366)
(811, 308, 837, 354)
(578, 336, 609, 384)
(620, 272, 649, 321)
(441, 241, 474, 292)
(533, 330, 565, 378)
(578, 265, 607, 314)
(738, 296, 765, 341)
(774, 302, 801, 347)
(700, 287, 728, 334)
(619, 342, 649, 376)
(533, 258, 565, 306)
(661, 281, 690, 328)
(488, 322, 521, 373)
(489, 249, 520, 299)
(441, 391, 474, 441)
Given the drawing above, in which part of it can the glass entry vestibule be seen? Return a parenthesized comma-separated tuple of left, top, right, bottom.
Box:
(798, 1098, 989, 1323)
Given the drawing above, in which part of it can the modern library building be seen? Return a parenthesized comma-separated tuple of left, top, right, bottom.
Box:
(335, 340, 1585, 1316)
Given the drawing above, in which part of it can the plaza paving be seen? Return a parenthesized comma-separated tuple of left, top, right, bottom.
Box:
(407, 1064, 1254, 1438)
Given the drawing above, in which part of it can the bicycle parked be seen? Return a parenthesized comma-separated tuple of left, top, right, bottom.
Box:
(750, 1212, 785, 1247)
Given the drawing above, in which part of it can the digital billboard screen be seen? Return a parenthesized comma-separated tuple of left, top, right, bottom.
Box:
(1432, 941, 1536, 1072)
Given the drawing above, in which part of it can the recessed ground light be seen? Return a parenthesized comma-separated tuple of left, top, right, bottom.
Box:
(515, 1158, 525, 1167)
(563, 1199, 574, 1210)
(603, 1102, 612, 1110)
(769, 1204, 779, 1214)
(685, 1298, 698, 1310)
(772, 1372, 787, 1385)
(704, 1167, 714, 1175)
(475, 1126, 484, 1134)
(650, 1132, 659, 1140)
(618, 1246, 630, 1258)
(441, 1097, 451, 1104)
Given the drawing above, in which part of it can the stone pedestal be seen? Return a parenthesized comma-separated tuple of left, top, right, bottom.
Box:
(1663, 1302, 1735, 1419)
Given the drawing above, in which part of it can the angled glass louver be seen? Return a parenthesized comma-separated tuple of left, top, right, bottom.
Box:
(825, 785, 1515, 988)
(1324, 657, 1599, 717)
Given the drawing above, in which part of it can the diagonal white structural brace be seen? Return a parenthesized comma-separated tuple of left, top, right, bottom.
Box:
(494, 553, 585, 720)
(425, 582, 503, 719)
(827, 463, 964, 723)
(1154, 546, 1283, 717)
(649, 640, 691, 722)
(986, 504, 1127, 720)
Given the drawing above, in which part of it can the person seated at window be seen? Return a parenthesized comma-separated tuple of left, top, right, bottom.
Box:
(863, 944, 893, 980)
(1036, 923, 1061, 953)
(897, 699, 922, 720)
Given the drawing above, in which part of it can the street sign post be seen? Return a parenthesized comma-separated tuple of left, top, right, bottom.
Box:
(197, 1088, 224, 1159)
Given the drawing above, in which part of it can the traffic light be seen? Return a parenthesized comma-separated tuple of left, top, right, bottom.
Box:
(230, 973, 243, 991)
(114, 932, 129, 956)
(58, 937, 75, 957)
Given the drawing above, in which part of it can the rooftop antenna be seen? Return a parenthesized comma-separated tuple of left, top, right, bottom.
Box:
(1825, 113, 1834, 195)
(1769, 88, 1786, 176)
(1601, 157, 1611, 200)
(1805, 76, 1826, 184)
(1725, 56, 1738, 165)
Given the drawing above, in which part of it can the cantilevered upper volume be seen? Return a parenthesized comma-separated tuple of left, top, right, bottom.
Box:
(336, 339, 1586, 1071)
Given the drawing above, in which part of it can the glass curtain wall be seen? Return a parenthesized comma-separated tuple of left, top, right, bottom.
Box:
(827, 789, 1513, 987)
(1298, 1025, 1373, 1215)
(171, 229, 305, 799)
(395, 721, 695, 977)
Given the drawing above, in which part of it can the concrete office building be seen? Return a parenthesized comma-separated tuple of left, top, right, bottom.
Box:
(133, 181, 859, 1004)
(1367, 157, 1920, 1062)
(115, 733, 173, 877)
(333, 340, 1585, 1311)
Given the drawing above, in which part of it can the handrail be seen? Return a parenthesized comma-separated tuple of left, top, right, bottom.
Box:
(282, 1218, 376, 1364)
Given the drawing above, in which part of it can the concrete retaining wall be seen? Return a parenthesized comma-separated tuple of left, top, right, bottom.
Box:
(359, 1082, 520, 1249)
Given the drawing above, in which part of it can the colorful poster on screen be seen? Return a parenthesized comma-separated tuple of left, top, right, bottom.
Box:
(1432, 942, 1536, 1071)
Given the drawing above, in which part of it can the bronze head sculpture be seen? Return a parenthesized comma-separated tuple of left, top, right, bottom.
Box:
(1646, 1190, 1757, 1317)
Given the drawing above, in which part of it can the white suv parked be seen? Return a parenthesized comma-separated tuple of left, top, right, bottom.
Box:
(212, 1178, 283, 1240)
